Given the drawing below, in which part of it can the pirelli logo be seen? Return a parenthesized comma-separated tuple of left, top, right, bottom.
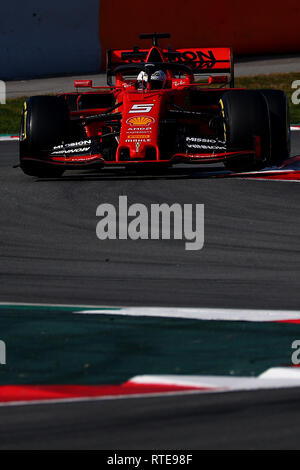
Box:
(127, 134, 151, 140)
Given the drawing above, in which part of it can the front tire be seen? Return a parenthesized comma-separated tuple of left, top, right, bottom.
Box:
(20, 96, 69, 177)
(220, 90, 271, 172)
(19, 159, 65, 178)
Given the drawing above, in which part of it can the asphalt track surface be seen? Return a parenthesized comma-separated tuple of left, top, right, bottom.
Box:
(1, 132, 300, 309)
(2, 387, 300, 450)
(0, 133, 300, 449)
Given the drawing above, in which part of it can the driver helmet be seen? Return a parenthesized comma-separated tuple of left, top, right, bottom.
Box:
(137, 70, 167, 90)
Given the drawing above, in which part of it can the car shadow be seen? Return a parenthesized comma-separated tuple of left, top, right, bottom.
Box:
(35, 165, 231, 182)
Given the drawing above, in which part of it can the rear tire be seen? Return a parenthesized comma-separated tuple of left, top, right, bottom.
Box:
(259, 89, 290, 165)
(19, 96, 69, 177)
(220, 90, 271, 172)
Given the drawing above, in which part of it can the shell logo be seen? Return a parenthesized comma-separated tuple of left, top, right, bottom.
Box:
(126, 116, 155, 126)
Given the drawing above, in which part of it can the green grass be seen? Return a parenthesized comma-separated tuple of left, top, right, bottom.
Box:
(0, 73, 299, 133)
(236, 72, 300, 123)
(0, 96, 26, 134)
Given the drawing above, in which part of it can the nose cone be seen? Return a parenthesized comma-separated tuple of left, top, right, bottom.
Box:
(117, 90, 165, 162)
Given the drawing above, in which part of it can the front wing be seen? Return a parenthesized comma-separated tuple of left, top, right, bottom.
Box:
(21, 150, 257, 169)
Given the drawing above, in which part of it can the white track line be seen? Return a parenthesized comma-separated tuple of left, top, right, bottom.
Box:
(130, 367, 300, 391)
(0, 135, 19, 141)
(1, 302, 300, 322)
(76, 306, 300, 322)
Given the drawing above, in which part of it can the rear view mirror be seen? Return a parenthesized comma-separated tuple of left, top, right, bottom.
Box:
(74, 80, 93, 88)
(208, 76, 228, 85)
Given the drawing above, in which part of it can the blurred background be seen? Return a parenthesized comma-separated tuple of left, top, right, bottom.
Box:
(0, 0, 299, 80)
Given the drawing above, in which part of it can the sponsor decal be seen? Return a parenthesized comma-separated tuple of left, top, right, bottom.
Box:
(122, 49, 223, 71)
(186, 137, 226, 151)
(173, 80, 185, 86)
(125, 139, 151, 143)
(53, 140, 91, 150)
(126, 116, 155, 126)
(125, 140, 151, 143)
(188, 145, 226, 151)
(51, 147, 90, 155)
(51, 139, 93, 156)
(187, 144, 226, 151)
(126, 127, 153, 133)
(186, 137, 225, 144)
(126, 134, 150, 140)
(164, 49, 228, 71)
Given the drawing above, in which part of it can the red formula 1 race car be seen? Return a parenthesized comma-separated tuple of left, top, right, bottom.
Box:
(19, 33, 290, 177)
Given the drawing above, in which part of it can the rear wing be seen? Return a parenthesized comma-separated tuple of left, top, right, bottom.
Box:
(107, 46, 234, 87)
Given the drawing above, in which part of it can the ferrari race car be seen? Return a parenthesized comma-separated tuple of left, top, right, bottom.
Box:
(19, 33, 290, 177)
